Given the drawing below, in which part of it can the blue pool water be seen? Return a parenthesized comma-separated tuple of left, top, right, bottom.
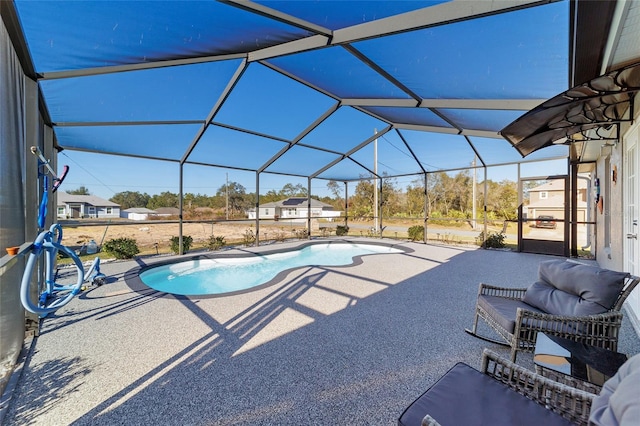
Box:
(140, 243, 403, 296)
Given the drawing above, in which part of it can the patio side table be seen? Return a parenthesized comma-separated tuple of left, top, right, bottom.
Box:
(533, 333, 628, 394)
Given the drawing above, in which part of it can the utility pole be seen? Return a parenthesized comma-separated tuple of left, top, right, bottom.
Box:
(374, 129, 378, 232)
(472, 156, 477, 229)
(226, 172, 229, 220)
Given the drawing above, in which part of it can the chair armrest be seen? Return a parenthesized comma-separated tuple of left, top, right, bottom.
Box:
(612, 275, 640, 311)
(481, 349, 595, 425)
(515, 309, 623, 350)
(421, 414, 442, 426)
(478, 283, 528, 300)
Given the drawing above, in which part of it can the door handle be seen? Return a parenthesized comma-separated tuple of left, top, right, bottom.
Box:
(627, 234, 638, 239)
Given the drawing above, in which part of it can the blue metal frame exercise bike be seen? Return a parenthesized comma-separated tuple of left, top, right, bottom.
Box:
(20, 147, 106, 317)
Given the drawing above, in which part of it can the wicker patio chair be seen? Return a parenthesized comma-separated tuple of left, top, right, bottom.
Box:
(399, 349, 596, 426)
(482, 349, 595, 425)
(464, 260, 639, 362)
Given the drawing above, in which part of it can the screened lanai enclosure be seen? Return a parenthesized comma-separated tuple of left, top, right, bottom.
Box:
(3, 0, 640, 400)
(2, 0, 599, 249)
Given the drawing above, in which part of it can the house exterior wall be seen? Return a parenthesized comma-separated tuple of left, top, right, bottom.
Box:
(595, 94, 640, 336)
(595, 152, 624, 271)
(120, 212, 148, 221)
(529, 189, 562, 204)
(526, 182, 587, 223)
(253, 204, 340, 220)
(297, 208, 341, 219)
(89, 206, 120, 218)
(596, 107, 637, 273)
(258, 207, 275, 219)
(619, 109, 640, 335)
(57, 204, 120, 219)
(280, 207, 299, 219)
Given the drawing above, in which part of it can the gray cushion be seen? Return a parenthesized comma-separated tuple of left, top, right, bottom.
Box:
(398, 363, 574, 426)
(589, 353, 640, 426)
(523, 260, 628, 316)
(523, 280, 610, 316)
(478, 295, 545, 333)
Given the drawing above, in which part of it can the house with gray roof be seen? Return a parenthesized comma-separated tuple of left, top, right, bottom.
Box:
(525, 179, 588, 223)
(57, 191, 120, 219)
(247, 197, 341, 221)
(120, 207, 157, 221)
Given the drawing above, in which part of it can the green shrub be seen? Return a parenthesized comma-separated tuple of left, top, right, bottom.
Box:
(243, 229, 256, 246)
(335, 225, 349, 236)
(170, 235, 193, 254)
(408, 225, 425, 241)
(478, 231, 506, 248)
(207, 235, 225, 251)
(103, 237, 139, 259)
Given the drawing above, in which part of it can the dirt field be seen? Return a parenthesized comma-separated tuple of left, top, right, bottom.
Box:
(58, 217, 496, 257)
(60, 220, 312, 255)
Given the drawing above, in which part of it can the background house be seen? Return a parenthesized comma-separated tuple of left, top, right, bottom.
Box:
(120, 207, 157, 221)
(153, 207, 180, 217)
(525, 178, 589, 223)
(57, 191, 120, 219)
(247, 197, 341, 221)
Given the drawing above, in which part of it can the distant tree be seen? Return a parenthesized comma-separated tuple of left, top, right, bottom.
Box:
(208, 193, 225, 209)
(482, 179, 518, 220)
(259, 183, 308, 204)
(426, 171, 472, 217)
(349, 174, 400, 220)
(147, 191, 179, 209)
(67, 186, 91, 195)
(327, 180, 343, 199)
(425, 172, 445, 214)
(405, 178, 425, 217)
(379, 176, 401, 217)
(192, 193, 215, 208)
(317, 195, 342, 211)
(260, 189, 281, 204)
(350, 176, 375, 219)
(242, 192, 256, 212)
(110, 191, 150, 210)
(450, 170, 472, 214)
(280, 183, 307, 198)
(216, 181, 251, 217)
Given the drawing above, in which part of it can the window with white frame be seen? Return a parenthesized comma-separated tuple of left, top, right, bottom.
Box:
(106, 207, 112, 214)
(539, 191, 548, 199)
(57, 207, 65, 215)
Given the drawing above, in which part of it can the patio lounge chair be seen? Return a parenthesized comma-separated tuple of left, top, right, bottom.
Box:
(464, 259, 639, 361)
(398, 348, 640, 426)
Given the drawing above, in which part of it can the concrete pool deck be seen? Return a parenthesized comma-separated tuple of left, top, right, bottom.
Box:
(3, 239, 639, 425)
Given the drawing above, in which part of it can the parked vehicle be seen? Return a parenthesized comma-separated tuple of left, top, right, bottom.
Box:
(535, 215, 556, 229)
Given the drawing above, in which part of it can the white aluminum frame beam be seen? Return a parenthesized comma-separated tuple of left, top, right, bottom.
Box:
(332, 0, 559, 44)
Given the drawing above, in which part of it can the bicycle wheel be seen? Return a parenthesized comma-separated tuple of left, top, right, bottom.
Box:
(20, 234, 84, 316)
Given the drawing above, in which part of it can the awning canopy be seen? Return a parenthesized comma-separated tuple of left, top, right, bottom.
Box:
(501, 61, 640, 157)
(5, 0, 638, 184)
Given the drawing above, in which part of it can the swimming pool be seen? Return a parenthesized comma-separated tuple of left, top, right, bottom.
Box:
(137, 242, 407, 296)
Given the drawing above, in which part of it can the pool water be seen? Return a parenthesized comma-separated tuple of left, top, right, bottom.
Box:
(140, 243, 403, 296)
